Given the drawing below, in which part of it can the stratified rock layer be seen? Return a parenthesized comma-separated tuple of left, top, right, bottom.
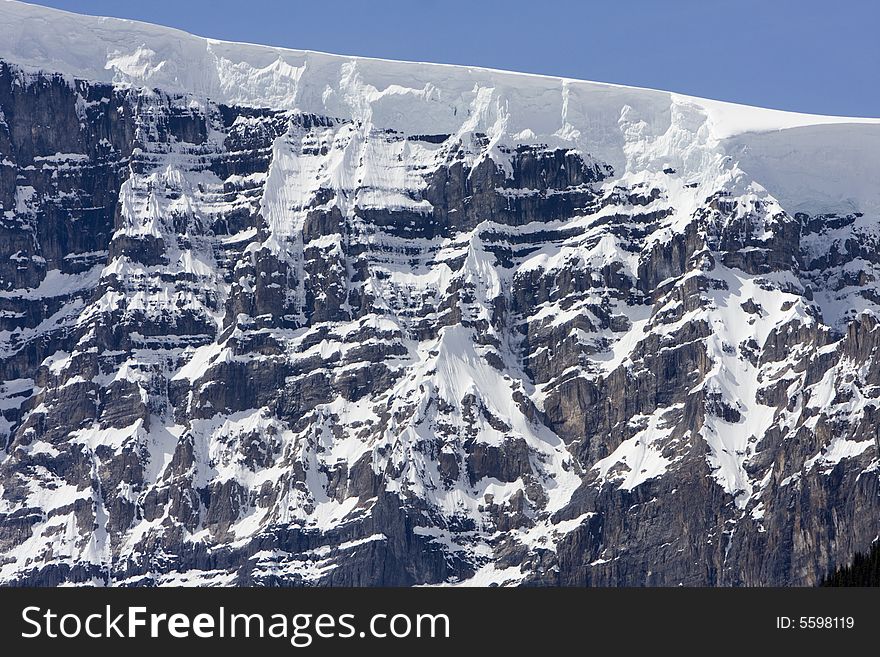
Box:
(0, 6, 879, 586)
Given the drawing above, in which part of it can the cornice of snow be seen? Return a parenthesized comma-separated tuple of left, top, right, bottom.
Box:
(1, 0, 878, 142)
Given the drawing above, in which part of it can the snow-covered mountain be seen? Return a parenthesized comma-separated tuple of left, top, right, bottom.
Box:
(0, 0, 878, 586)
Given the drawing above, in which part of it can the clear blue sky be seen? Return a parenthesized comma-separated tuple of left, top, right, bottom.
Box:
(24, 0, 880, 117)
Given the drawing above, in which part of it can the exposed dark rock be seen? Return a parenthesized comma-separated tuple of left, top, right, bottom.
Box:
(0, 58, 877, 589)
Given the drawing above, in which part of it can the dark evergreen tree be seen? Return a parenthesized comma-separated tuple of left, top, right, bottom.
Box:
(821, 542, 880, 586)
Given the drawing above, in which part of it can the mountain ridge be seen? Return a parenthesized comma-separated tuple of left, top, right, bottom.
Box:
(0, 2, 878, 586)
(2, 1, 878, 132)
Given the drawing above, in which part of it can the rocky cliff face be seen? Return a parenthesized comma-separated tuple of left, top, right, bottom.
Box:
(1, 2, 879, 587)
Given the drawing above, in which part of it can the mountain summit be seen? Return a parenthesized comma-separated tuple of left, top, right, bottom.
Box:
(0, 0, 878, 586)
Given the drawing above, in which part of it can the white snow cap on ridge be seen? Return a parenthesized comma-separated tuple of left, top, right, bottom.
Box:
(1, 0, 879, 214)
(0, 0, 878, 140)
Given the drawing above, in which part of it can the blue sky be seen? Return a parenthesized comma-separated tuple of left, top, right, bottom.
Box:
(25, 0, 880, 117)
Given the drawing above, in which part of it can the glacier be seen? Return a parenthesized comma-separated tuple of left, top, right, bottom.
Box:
(0, 0, 878, 586)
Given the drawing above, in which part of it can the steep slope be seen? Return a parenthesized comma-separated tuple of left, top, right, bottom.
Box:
(0, 0, 879, 586)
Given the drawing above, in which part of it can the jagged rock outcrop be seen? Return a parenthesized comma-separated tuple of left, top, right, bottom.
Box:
(0, 1, 879, 586)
